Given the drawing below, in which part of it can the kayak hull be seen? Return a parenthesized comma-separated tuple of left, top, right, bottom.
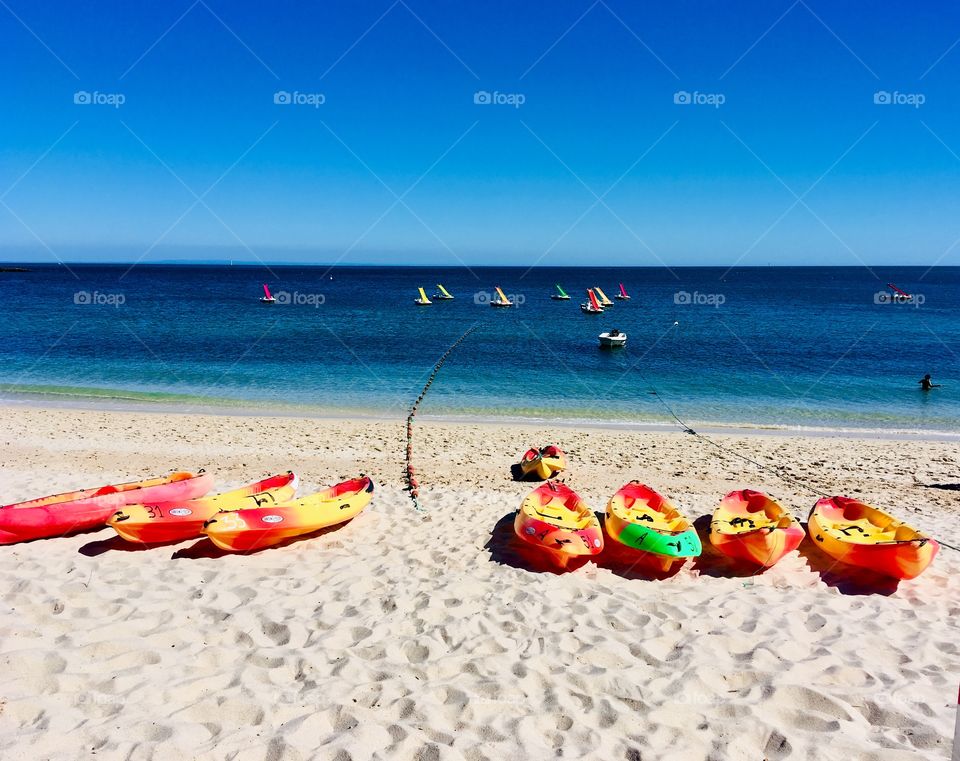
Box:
(605, 482, 701, 569)
(515, 481, 603, 566)
(710, 490, 803, 567)
(808, 497, 939, 580)
(203, 477, 374, 552)
(0, 471, 213, 545)
(109, 472, 298, 544)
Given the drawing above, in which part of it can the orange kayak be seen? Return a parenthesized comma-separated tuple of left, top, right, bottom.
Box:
(0, 471, 213, 545)
(514, 481, 603, 566)
(109, 472, 299, 544)
(710, 490, 803, 567)
(808, 496, 939, 580)
(203, 476, 374, 552)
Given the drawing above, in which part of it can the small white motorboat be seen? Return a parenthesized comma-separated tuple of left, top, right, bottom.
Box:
(599, 329, 626, 348)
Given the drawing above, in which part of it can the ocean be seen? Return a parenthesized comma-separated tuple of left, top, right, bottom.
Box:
(1, 264, 957, 434)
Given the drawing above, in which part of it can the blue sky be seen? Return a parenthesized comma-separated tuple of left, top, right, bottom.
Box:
(1, 0, 959, 266)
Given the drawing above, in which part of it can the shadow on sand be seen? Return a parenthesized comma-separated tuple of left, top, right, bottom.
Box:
(796, 525, 900, 596)
(171, 523, 348, 560)
(920, 482, 960, 491)
(78, 534, 168, 556)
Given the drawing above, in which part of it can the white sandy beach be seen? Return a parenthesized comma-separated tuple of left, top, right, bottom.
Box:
(0, 405, 958, 760)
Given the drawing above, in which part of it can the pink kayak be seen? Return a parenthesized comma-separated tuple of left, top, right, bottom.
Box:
(0, 471, 214, 544)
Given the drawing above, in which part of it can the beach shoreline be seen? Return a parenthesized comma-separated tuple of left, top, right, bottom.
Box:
(2, 392, 958, 443)
(0, 404, 958, 759)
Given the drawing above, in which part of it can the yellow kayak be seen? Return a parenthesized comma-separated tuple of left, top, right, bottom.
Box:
(203, 476, 374, 552)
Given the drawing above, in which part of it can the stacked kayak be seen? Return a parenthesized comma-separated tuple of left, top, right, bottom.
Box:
(807, 497, 939, 580)
(605, 482, 701, 571)
(109, 472, 299, 544)
(514, 481, 603, 566)
(519, 445, 567, 480)
(0, 471, 213, 545)
(710, 490, 803, 567)
(203, 476, 374, 552)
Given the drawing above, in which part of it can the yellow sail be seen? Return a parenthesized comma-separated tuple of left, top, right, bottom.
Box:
(437, 284, 453, 298)
(594, 287, 613, 306)
(416, 287, 432, 304)
(495, 286, 511, 304)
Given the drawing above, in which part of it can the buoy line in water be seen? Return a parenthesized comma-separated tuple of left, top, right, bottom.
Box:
(406, 325, 479, 511)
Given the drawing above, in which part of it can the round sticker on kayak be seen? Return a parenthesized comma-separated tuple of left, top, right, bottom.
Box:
(593, 538, 602, 548)
(262, 515, 283, 524)
(169, 508, 192, 517)
(524, 526, 535, 535)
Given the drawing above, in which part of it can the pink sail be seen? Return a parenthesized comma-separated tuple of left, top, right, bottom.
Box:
(619, 282, 629, 298)
(262, 284, 273, 299)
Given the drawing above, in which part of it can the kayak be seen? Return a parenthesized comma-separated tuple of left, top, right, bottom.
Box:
(710, 489, 803, 567)
(604, 481, 701, 570)
(109, 472, 299, 544)
(807, 496, 939, 580)
(0, 471, 213, 545)
(519, 445, 567, 480)
(514, 481, 603, 566)
(203, 476, 374, 552)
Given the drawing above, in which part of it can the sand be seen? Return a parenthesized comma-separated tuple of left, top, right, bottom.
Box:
(0, 405, 958, 760)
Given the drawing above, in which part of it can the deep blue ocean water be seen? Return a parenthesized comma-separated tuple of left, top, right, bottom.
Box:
(0, 264, 957, 432)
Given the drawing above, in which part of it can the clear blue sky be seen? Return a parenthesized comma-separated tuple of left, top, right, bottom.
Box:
(1, 1, 958, 266)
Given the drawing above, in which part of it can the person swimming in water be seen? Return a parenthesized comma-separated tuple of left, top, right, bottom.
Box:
(919, 374, 941, 391)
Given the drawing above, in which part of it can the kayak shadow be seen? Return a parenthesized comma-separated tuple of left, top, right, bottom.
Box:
(172, 523, 349, 560)
(485, 511, 591, 575)
(796, 526, 900, 596)
(689, 514, 763, 579)
(79, 534, 184, 556)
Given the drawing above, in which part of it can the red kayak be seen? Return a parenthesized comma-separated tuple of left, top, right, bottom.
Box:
(0, 471, 214, 544)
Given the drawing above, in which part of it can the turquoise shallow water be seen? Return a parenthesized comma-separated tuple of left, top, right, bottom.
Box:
(0, 264, 957, 432)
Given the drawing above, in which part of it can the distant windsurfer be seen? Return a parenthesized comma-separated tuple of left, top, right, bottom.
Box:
(919, 374, 941, 391)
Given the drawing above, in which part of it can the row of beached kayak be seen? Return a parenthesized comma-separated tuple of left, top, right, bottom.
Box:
(513, 447, 939, 581)
(0, 471, 374, 552)
(515, 481, 939, 580)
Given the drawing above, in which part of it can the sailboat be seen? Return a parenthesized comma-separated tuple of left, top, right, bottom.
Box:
(414, 287, 433, 306)
(615, 282, 631, 300)
(886, 283, 913, 302)
(433, 284, 454, 300)
(260, 284, 276, 304)
(551, 284, 571, 301)
(594, 287, 614, 308)
(581, 289, 604, 314)
(490, 286, 514, 307)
